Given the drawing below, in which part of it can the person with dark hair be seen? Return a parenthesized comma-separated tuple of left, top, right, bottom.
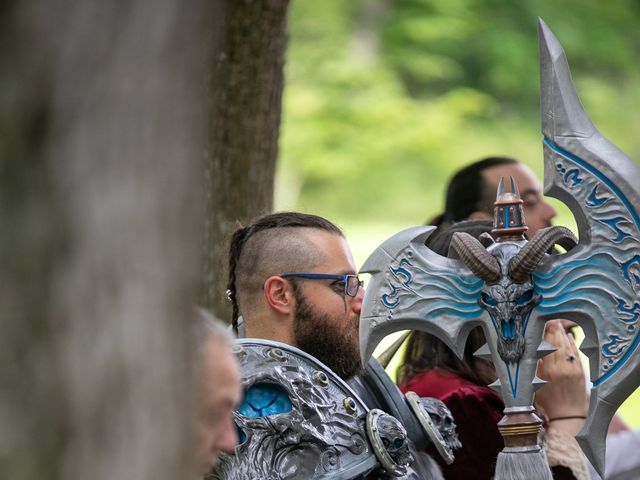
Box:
(430, 156, 557, 237)
(397, 220, 589, 480)
(218, 211, 462, 480)
(226, 211, 364, 380)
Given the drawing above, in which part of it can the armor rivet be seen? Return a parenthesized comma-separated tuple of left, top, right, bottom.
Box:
(352, 436, 365, 454)
(313, 370, 329, 387)
(230, 344, 245, 356)
(344, 397, 357, 414)
(269, 348, 286, 361)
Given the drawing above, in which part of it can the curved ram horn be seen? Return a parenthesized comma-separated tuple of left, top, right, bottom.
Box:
(509, 226, 578, 282)
(450, 232, 501, 283)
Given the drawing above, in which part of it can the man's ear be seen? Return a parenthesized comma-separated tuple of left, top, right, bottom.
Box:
(263, 276, 295, 315)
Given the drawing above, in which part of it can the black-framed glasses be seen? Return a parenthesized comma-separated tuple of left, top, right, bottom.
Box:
(280, 272, 363, 297)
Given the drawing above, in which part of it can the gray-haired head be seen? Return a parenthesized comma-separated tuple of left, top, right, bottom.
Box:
(191, 308, 241, 477)
(193, 307, 234, 354)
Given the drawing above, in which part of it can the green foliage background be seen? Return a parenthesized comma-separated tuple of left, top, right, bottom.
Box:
(276, 0, 640, 425)
(277, 0, 640, 226)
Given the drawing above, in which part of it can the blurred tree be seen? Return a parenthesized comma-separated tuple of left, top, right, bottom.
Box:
(0, 0, 215, 478)
(202, 0, 291, 322)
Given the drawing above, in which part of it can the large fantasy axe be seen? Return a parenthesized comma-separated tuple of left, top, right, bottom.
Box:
(359, 19, 640, 479)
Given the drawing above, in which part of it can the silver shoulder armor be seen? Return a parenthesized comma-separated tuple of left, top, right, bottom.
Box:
(212, 339, 421, 480)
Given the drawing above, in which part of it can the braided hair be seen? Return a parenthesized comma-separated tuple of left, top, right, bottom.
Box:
(226, 212, 343, 333)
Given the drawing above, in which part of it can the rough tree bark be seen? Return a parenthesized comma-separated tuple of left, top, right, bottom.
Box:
(1, 1, 216, 478)
(202, 0, 291, 322)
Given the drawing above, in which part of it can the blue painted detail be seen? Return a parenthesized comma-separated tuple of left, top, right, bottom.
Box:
(381, 284, 400, 308)
(516, 289, 534, 305)
(534, 259, 591, 281)
(596, 331, 638, 384)
(385, 254, 485, 321)
(587, 185, 610, 208)
(563, 168, 583, 187)
(502, 320, 515, 339)
(616, 299, 640, 323)
(534, 252, 623, 302)
(602, 335, 629, 358)
(503, 207, 510, 230)
(534, 249, 640, 384)
(391, 258, 414, 287)
(622, 255, 640, 286)
(381, 258, 416, 309)
(485, 308, 532, 398)
(237, 383, 292, 418)
(600, 217, 632, 244)
(481, 292, 498, 306)
(540, 139, 640, 385)
(543, 137, 640, 231)
(505, 362, 520, 399)
(535, 253, 628, 302)
(423, 301, 484, 321)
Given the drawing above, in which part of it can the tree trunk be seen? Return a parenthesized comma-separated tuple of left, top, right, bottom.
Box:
(0, 1, 216, 478)
(202, 0, 291, 322)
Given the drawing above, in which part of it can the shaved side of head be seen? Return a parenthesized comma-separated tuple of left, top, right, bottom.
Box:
(234, 227, 330, 317)
(226, 212, 343, 331)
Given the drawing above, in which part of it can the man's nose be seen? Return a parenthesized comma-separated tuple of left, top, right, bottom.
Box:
(217, 417, 239, 454)
(351, 286, 365, 315)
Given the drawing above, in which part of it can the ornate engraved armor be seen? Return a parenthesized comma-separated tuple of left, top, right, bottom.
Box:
(212, 339, 457, 480)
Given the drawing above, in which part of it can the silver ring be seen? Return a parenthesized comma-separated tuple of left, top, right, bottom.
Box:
(565, 354, 576, 362)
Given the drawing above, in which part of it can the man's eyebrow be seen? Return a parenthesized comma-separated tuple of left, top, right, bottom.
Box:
(520, 188, 540, 197)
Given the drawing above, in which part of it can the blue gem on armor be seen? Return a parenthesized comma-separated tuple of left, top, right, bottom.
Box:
(238, 383, 292, 417)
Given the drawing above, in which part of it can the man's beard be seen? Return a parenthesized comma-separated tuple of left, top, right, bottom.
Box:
(292, 289, 362, 380)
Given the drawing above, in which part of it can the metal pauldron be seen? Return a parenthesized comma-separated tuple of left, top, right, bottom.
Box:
(212, 339, 439, 480)
(348, 358, 460, 466)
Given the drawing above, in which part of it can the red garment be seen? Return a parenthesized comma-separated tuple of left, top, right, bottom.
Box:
(401, 369, 575, 480)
